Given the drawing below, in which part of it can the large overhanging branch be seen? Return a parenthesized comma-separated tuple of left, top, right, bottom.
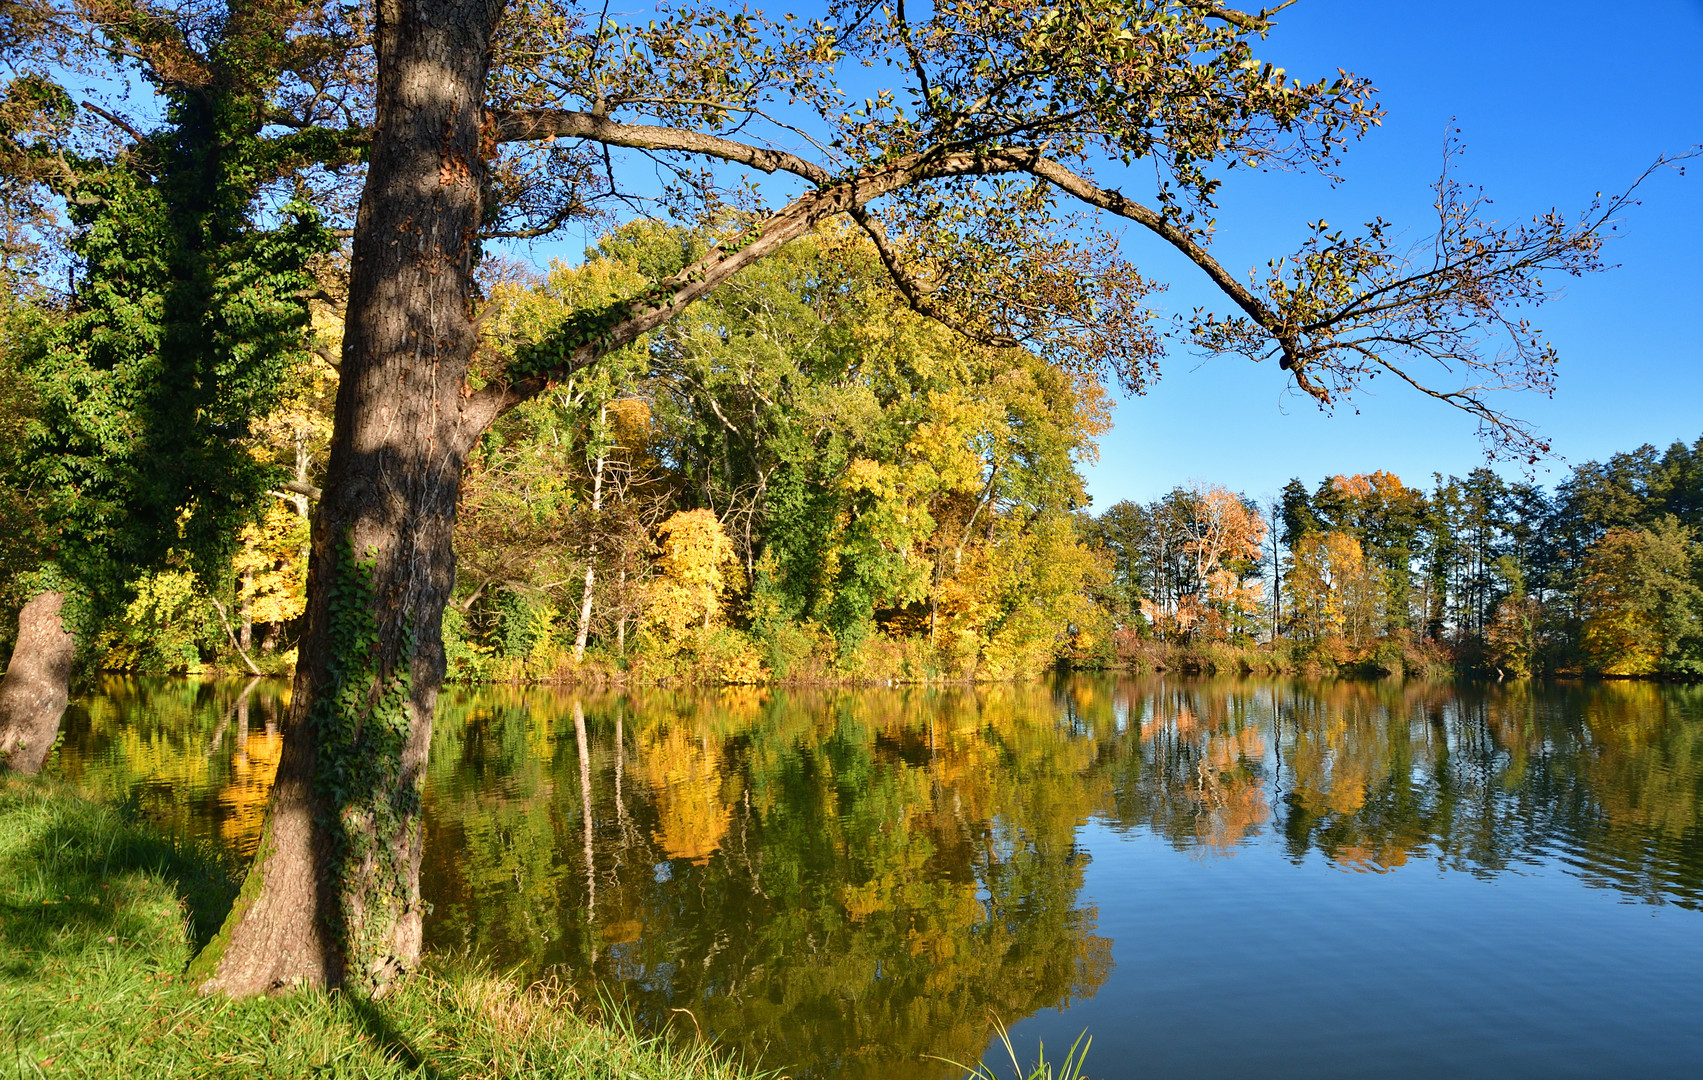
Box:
(458, 145, 1066, 431)
(474, 113, 1629, 452)
(487, 110, 1298, 351)
(464, 123, 1333, 426)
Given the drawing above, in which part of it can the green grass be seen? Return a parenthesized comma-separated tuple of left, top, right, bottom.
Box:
(0, 775, 765, 1080)
(935, 1019, 1091, 1080)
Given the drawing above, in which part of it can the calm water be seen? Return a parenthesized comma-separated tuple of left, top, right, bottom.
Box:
(47, 676, 1703, 1079)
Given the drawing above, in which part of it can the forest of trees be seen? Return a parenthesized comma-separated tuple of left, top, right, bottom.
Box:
(0, 0, 1667, 998)
(9, 236, 1700, 684)
(1089, 443, 1703, 678)
(3, 219, 1114, 686)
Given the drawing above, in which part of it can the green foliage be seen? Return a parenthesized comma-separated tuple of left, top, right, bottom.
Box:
(0, 301, 52, 613)
(1579, 518, 1703, 677)
(481, 588, 555, 660)
(26, 164, 332, 598)
(94, 570, 217, 674)
(3, 5, 339, 652)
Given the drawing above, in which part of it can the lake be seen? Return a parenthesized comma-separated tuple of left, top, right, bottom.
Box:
(46, 675, 1703, 1079)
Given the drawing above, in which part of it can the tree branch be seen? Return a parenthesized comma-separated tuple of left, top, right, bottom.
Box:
(488, 109, 834, 186)
(848, 204, 1019, 349)
(210, 597, 263, 676)
(274, 479, 321, 501)
(457, 141, 1316, 430)
(1190, 1, 1299, 32)
(78, 101, 145, 145)
(1011, 153, 1298, 362)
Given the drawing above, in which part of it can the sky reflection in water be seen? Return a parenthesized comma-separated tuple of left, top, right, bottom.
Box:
(49, 676, 1703, 1079)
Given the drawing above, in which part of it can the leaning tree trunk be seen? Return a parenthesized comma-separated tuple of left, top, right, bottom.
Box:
(0, 591, 76, 775)
(192, 0, 507, 997)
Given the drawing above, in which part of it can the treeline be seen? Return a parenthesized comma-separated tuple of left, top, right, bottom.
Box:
(2, 222, 1109, 684)
(1089, 444, 1703, 678)
(6, 221, 1699, 684)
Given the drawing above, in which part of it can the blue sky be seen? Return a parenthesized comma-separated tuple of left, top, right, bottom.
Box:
(1077, 0, 1703, 507)
(518, 1, 1703, 507)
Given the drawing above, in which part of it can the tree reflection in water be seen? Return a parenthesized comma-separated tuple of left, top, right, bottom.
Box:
(47, 676, 1703, 1079)
(421, 684, 1114, 1080)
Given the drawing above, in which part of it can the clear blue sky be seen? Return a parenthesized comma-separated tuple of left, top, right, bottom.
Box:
(1078, 0, 1703, 507)
(519, 1, 1703, 507)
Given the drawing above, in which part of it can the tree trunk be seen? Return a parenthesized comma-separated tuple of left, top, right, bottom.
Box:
(239, 569, 254, 652)
(574, 416, 605, 663)
(0, 591, 76, 775)
(615, 568, 628, 657)
(192, 0, 505, 998)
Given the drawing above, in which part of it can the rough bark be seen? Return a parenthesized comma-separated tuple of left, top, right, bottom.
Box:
(194, 0, 505, 998)
(0, 591, 76, 775)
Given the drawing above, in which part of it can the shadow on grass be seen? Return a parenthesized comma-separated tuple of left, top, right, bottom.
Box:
(344, 994, 448, 1080)
(0, 776, 242, 976)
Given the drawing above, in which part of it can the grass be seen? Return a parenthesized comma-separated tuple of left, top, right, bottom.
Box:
(0, 774, 766, 1080)
(935, 1020, 1091, 1080)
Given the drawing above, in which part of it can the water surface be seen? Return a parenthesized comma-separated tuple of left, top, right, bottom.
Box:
(49, 676, 1703, 1079)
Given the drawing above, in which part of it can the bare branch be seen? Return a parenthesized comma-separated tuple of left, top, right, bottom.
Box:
(275, 479, 321, 501)
(78, 100, 145, 144)
(1191, 1, 1299, 32)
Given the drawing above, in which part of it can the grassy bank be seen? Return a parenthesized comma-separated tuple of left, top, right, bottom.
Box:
(0, 775, 759, 1080)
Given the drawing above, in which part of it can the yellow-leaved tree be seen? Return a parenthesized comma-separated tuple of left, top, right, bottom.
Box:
(1287, 530, 1384, 656)
(643, 509, 765, 681)
(1577, 524, 1699, 676)
(231, 501, 310, 659)
(649, 510, 737, 635)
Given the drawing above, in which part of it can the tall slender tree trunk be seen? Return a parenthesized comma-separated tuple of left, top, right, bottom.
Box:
(0, 591, 76, 775)
(614, 568, 628, 657)
(574, 414, 605, 663)
(239, 569, 254, 652)
(193, 0, 506, 997)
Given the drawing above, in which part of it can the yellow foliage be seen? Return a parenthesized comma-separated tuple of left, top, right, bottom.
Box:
(233, 501, 309, 628)
(1287, 530, 1383, 649)
(646, 509, 739, 638)
(937, 513, 1107, 679)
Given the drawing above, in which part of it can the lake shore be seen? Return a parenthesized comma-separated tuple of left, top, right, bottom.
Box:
(0, 774, 761, 1080)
